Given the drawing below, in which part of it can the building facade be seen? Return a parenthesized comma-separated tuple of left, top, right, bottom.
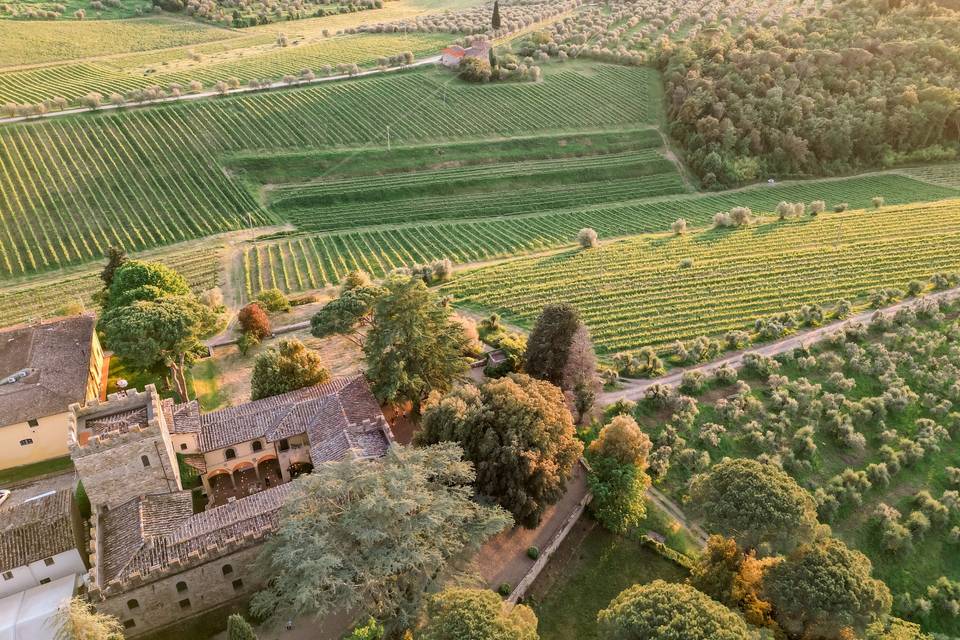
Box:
(68, 376, 393, 636)
(0, 315, 105, 470)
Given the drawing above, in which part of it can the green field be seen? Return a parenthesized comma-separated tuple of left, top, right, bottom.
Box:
(0, 32, 449, 105)
(1, 17, 239, 67)
(0, 242, 225, 328)
(529, 522, 689, 640)
(445, 198, 960, 352)
(0, 62, 661, 280)
(241, 174, 959, 296)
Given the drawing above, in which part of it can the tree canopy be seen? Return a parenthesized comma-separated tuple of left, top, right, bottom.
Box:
(310, 284, 383, 348)
(419, 588, 539, 640)
(416, 373, 583, 528)
(363, 274, 470, 409)
(103, 260, 191, 310)
(597, 580, 755, 640)
(586, 415, 652, 534)
(251, 444, 511, 632)
(250, 339, 330, 401)
(763, 537, 892, 639)
(688, 458, 820, 555)
(524, 302, 583, 386)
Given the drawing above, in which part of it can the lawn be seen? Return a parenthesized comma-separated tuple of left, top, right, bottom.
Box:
(0, 455, 73, 485)
(528, 518, 689, 640)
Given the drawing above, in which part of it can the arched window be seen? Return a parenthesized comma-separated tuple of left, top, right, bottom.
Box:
(127, 599, 139, 610)
(225, 448, 236, 460)
(140, 455, 150, 467)
(252, 441, 263, 452)
(176, 581, 188, 593)
(222, 564, 233, 576)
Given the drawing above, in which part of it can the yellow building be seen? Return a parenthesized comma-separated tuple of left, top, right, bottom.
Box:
(0, 314, 105, 471)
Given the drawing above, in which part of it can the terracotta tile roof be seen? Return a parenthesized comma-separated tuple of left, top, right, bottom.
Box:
(164, 399, 200, 434)
(442, 46, 466, 57)
(98, 485, 290, 588)
(0, 489, 77, 573)
(194, 376, 390, 463)
(0, 314, 96, 426)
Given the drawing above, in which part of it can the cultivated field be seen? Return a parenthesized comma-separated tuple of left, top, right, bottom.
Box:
(0, 242, 224, 327)
(241, 174, 958, 296)
(1, 17, 238, 67)
(445, 199, 960, 353)
(0, 32, 449, 104)
(0, 62, 659, 279)
(636, 305, 960, 635)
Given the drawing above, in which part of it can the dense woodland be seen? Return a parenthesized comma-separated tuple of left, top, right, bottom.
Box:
(660, 0, 960, 186)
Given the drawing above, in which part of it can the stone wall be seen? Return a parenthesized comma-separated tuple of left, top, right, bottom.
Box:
(96, 544, 264, 637)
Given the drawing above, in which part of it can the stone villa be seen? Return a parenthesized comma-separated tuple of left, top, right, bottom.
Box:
(67, 375, 393, 636)
(0, 315, 106, 470)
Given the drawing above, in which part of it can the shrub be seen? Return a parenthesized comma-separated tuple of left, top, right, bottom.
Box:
(238, 302, 271, 340)
(680, 370, 708, 395)
(834, 202, 849, 212)
(577, 227, 599, 249)
(672, 218, 688, 235)
(729, 207, 752, 226)
(809, 201, 825, 216)
(526, 546, 540, 560)
(679, 257, 694, 268)
(257, 288, 290, 313)
(872, 196, 885, 209)
(497, 583, 512, 596)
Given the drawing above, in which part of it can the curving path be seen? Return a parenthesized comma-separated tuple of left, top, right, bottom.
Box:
(601, 285, 960, 406)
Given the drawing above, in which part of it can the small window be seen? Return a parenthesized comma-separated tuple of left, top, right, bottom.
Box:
(127, 599, 139, 610)
(178, 598, 191, 610)
(232, 579, 244, 591)
(176, 581, 188, 593)
(225, 448, 236, 460)
(123, 620, 136, 630)
(2, 571, 13, 581)
(222, 564, 233, 576)
(43, 557, 55, 566)
(140, 455, 150, 468)
(252, 440, 263, 452)
(27, 419, 39, 428)
(19, 439, 33, 446)
(278, 439, 289, 452)
(180, 443, 188, 451)
(39, 578, 51, 585)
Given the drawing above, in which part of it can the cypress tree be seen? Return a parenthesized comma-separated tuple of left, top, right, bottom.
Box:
(491, 0, 501, 29)
(227, 614, 257, 640)
(523, 302, 581, 386)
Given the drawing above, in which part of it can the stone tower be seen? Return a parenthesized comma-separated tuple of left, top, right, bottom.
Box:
(68, 385, 182, 511)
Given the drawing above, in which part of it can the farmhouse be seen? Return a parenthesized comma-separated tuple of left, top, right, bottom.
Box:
(440, 39, 492, 68)
(67, 376, 393, 636)
(0, 315, 106, 471)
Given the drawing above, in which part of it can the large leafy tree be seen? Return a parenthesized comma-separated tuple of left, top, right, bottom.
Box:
(690, 536, 777, 630)
(688, 458, 820, 555)
(99, 295, 219, 400)
(597, 580, 755, 640)
(416, 373, 583, 528)
(310, 283, 384, 348)
(419, 588, 539, 640)
(251, 444, 511, 633)
(363, 274, 470, 409)
(103, 260, 192, 310)
(226, 614, 257, 640)
(250, 339, 330, 401)
(763, 537, 892, 639)
(586, 415, 652, 534)
(523, 302, 583, 386)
